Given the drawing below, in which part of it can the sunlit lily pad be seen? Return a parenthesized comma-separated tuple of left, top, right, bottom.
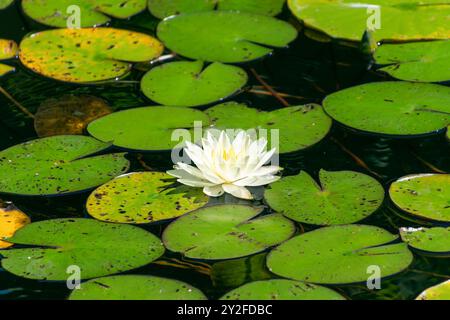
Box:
(206, 103, 332, 153)
(157, 11, 298, 63)
(87, 172, 208, 224)
(34, 95, 112, 137)
(0, 39, 18, 76)
(264, 170, 384, 225)
(163, 205, 296, 260)
(22, 0, 147, 27)
(87, 106, 210, 151)
(0, 135, 129, 196)
(389, 174, 450, 223)
(416, 280, 450, 300)
(148, 0, 286, 19)
(69, 275, 207, 300)
(141, 61, 248, 107)
(1, 218, 164, 280)
(267, 224, 413, 284)
(400, 227, 450, 254)
(375, 40, 450, 83)
(323, 82, 450, 136)
(0, 204, 30, 249)
(288, 0, 450, 42)
(0, 0, 13, 9)
(220, 280, 346, 300)
(19, 28, 164, 83)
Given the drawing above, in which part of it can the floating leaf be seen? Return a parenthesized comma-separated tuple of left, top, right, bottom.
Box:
(0, 0, 13, 9)
(389, 174, 450, 223)
(157, 11, 298, 63)
(264, 170, 384, 225)
(0, 204, 30, 249)
(87, 106, 210, 151)
(0, 135, 129, 196)
(1, 218, 164, 280)
(87, 172, 208, 224)
(34, 95, 112, 137)
(400, 227, 450, 254)
(22, 0, 147, 27)
(141, 61, 248, 107)
(206, 103, 332, 153)
(323, 82, 450, 136)
(375, 40, 450, 83)
(220, 280, 346, 300)
(416, 280, 450, 300)
(288, 0, 450, 42)
(148, 0, 286, 19)
(19, 28, 164, 83)
(267, 224, 413, 284)
(163, 205, 296, 260)
(0, 39, 17, 77)
(69, 275, 206, 300)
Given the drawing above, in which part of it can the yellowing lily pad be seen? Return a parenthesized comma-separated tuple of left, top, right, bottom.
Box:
(400, 227, 450, 254)
(0, 204, 30, 249)
(86, 172, 208, 224)
(416, 280, 450, 300)
(0, 39, 18, 76)
(19, 28, 164, 83)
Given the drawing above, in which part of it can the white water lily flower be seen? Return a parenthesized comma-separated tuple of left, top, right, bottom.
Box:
(168, 130, 282, 200)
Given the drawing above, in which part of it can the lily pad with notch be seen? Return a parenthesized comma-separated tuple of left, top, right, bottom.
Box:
(0, 39, 18, 77)
(0, 135, 129, 196)
(1, 218, 165, 280)
(162, 205, 296, 260)
(141, 61, 248, 107)
(87, 172, 208, 224)
(157, 11, 298, 63)
(267, 224, 413, 284)
(400, 227, 450, 255)
(264, 170, 385, 225)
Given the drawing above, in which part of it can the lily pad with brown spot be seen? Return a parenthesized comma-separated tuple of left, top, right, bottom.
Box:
(0, 39, 18, 77)
(19, 28, 164, 83)
(0, 204, 30, 249)
(400, 227, 450, 255)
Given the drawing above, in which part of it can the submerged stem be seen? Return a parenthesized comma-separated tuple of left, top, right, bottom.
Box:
(0, 86, 35, 119)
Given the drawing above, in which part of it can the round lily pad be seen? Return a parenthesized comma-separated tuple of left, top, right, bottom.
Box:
(400, 227, 450, 254)
(19, 28, 164, 83)
(141, 61, 248, 107)
(323, 82, 450, 136)
(69, 275, 207, 300)
(206, 103, 332, 153)
(267, 224, 413, 284)
(389, 174, 449, 223)
(416, 280, 450, 300)
(1, 218, 165, 280)
(87, 172, 208, 224)
(264, 170, 384, 226)
(375, 40, 450, 83)
(163, 205, 296, 260)
(157, 11, 298, 63)
(0, 39, 17, 77)
(220, 280, 346, 300)
(0, 204, 30, 249)
(148, 0, 286, 19)
(22, 0, 147, 27)
(0, 135, 129, 196)
(288, 0, 450, 42)
(87, 106, 210, 151)
(0, 0, 13, 9)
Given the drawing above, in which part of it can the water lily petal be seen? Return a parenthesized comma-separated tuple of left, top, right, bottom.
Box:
(222, 184, 253, 200)
(178, 179, 216, 187)
(203, 185, 224, 197)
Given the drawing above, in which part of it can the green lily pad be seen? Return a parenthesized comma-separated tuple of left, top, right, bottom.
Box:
(375, 40, 450, 83)
(1, 218, 164, 280)
(0, 0, 13, 9)
(389, 174, 450, 223)
(87, 106, 210, 151)
(267, 224, 413, 284)
(162, 205, 296, 260)
(400, 227, 450, 254)
(220, 280, 346, 300)
(206, 103, 332, 153)
(22, 0, 147, 27)
(141, 61, 248, 107)
(264, 170, 384, 226)
(148, 0, 286, 19)
(323, 82, 450, 136)
(87, 172, 208, 224)
(416, 280, 450, 300)
(19, 28, 164, 83)
(69, 275, 207, 300)
(0, 135, 129, 196)
(157, 11, 298, 63)
(0, 39, 17, 77)
(288, 0, 450, 42)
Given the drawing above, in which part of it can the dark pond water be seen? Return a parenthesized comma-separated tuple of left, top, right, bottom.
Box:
(0, 4, 448, 300)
